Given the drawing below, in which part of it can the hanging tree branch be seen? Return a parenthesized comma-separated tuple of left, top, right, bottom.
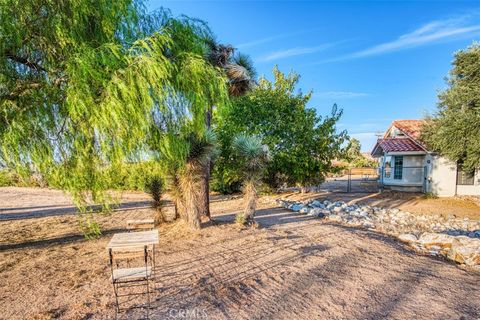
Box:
(5, 52, 47, 72)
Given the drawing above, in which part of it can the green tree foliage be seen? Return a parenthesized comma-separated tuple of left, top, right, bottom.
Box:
(342, 138, 377, 168)
(0, 1, 230, 233)
(215, 67, 347, 192)
(232, 134, 269, 225)
(422, 43, 480, 171)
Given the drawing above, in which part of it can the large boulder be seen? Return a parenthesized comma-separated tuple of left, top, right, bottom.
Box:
(291, 204, 303, 212)
(419, 233, 455, 249)
(399, 233, 418, 243)
(310, 208, 328, 218)
(328, 214, 343, 222)
(311, 200, 325, 208)
(332, 206, 343, 213)
(299, 207, 310, 214)
(448, 239, 480, 266)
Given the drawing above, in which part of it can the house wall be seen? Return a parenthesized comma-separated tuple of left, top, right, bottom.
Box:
(377, 152, 480, 196)
(456, 168, 480, 196)
(427, 155, 457, 196)
(427, 155, 480, 196)
(382, 154, 424, 186)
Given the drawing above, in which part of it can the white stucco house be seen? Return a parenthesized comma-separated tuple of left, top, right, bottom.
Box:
(371, 120, 480, 197)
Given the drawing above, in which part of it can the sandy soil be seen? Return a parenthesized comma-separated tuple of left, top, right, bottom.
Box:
(0, 187, 479, 319)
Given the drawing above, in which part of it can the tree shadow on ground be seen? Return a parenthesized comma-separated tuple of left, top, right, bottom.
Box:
(210, 206, 316, 229)
(0, 200, 152, 221)
(0, 228, 125, 251)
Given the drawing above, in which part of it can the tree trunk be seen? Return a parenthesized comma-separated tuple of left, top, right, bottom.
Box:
(243, 180, 257, 223)
(154, 208, 164, 225)
(180, 163, 201, 230)
(199, 105, 213, 218)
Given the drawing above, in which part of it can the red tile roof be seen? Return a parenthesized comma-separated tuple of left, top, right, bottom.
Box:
(388, 119, 427, 145)
(377, 138, 425, 153)
(371, 119, 431, 156)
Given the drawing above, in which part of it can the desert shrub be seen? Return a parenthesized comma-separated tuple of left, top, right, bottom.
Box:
(423, 192, 438, 199)
(109, 161, 164, 191)
(146, 175, 164, 208)
(0, 169, 47, 187)
(145, 174, 166, 224)
(0, 170, 13, 186)
(78, 213, 102, 239)
(235, 213, 247, 225)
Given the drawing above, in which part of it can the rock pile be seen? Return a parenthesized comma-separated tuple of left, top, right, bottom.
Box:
(277, 198, 480, 270)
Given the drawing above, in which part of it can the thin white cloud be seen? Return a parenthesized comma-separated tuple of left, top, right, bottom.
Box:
(236, 29, 318, 49)
(258, 43, 335, 62)
(316, 13, 480, 64)
(352, 22, 480, 58)
(315, 91, 370, 98)
(237, 35, 286, 49)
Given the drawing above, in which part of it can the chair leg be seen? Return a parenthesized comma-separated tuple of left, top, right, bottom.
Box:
(146, 279, 150, 319)
(152, 246, 157, 290)
(113, 282, 119, 319)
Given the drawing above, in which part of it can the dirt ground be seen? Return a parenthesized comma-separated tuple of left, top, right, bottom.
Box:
(0, 187, 479, 320)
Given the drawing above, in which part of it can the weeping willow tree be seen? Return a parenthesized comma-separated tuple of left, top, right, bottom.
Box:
(0, 0, 230, 235)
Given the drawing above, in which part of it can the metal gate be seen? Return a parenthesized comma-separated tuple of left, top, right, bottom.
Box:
(320, 167, 379, 193)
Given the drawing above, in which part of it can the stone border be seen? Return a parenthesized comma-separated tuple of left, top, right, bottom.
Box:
(276, 198, 480, 270)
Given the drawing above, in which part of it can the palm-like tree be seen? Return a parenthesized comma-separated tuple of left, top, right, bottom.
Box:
(200, 40, 257, 218)
(160, 130, 217, 229)
(232, 134, 269, 225)
(206, 41, 257, 97)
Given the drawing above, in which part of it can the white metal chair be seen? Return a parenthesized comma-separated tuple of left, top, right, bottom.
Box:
(126, 219, 155, 232)
(109, 245, 152, 318)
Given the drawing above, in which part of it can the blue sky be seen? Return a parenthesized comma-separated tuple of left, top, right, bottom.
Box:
(149, 1, 480, 151)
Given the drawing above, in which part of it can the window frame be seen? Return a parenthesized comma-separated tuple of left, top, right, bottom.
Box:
(456, 163, 475, 186)
(384, 156, 392, 178)
(393, 156, 403, 180)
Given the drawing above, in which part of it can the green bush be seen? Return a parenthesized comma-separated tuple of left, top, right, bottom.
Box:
(106, 161, 164, 191)
(0, 161, 164, 192)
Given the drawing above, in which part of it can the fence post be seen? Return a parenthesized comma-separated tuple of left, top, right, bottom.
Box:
(348, 169, 351, 193)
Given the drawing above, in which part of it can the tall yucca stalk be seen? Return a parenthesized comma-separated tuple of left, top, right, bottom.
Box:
(232, 134, 269, 225)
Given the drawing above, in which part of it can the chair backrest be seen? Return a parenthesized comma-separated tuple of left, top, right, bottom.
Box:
(109, 245, 148, 267)
(126, 219, 155, 231)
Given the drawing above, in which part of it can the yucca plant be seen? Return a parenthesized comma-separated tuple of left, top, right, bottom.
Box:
(232, 134, 269, 225)
(198, 39, 257, 219)
(159, 130, 218, 229)
(145, 175, 165, 224)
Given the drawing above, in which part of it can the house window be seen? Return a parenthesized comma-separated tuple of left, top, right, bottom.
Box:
(457, 163, 474, 185)
(394, 156, 403, 180)
(384, 156, 391, 178)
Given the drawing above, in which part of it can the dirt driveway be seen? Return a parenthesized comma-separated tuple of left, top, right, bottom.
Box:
(0, 187, 479, 319)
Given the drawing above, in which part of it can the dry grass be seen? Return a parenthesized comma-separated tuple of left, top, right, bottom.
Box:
(1, 187, 479, 319)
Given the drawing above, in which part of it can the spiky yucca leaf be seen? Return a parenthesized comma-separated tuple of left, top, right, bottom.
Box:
(232, 133, 269, 224)
(233, 133, 269, 173)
